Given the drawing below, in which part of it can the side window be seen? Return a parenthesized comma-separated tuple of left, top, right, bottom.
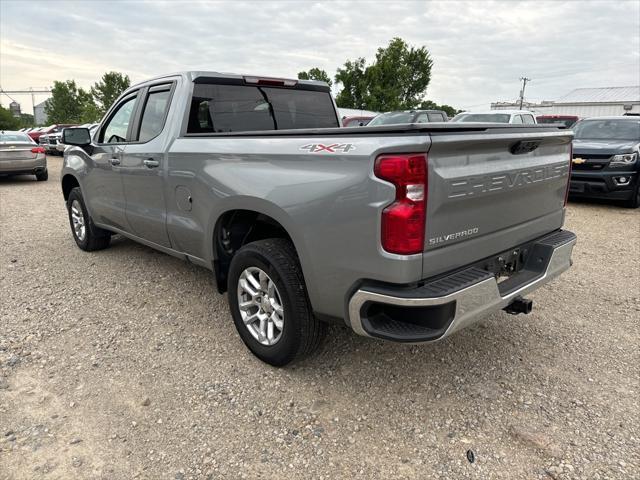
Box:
(138, 87, 172, 142)
(100, 95, 137, 143)
(522, 114, 535, 125)
(428, 113, 445, 122)
(415, 113, 429, 123)
(512, 115, 523, 124)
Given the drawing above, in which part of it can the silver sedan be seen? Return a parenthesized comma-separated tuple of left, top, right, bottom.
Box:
(0, 131, 48, 181)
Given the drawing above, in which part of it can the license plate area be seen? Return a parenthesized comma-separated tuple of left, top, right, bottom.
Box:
(479, 245, 531, 281)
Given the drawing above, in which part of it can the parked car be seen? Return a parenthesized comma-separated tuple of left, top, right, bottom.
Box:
(368, 110, 448, 126)
(0, 130, 48, 181)
(451, 110, 537, 124)
(342, 115, 375, 127)
(537, 115, 579, 128)
(39, 132, 58, 155)
(570, 116, 640, 208)
(29, 124, 75, 144)
(60, 71, 575, 366)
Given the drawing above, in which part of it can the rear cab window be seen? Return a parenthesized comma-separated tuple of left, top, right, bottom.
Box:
(187, 80, 339, 134)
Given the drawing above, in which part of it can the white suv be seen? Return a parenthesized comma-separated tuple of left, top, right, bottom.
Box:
(451, 110, 537, 124)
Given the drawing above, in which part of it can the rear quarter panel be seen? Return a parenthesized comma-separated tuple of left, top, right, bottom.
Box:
(166, 134, 431, 318)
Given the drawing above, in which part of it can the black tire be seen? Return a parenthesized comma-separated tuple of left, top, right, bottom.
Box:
(67, 187, 111, 251)
(624, 183, 640, 208)
(227, 238, 326, 367)
(35, 169, 48, 181)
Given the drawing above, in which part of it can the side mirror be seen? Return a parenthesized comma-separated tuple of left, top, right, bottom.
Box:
(62, 127, 91, 147)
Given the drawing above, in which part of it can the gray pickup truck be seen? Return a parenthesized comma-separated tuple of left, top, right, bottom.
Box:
(61, 71, 576, 366)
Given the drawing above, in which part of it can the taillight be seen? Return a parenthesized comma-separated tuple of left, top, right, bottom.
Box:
(31, 147, 45, 154)
(565, 142, 572, 206)
(374, 153, 427, 255)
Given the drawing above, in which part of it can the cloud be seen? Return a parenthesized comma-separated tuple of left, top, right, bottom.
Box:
(1, 0, 638, 112)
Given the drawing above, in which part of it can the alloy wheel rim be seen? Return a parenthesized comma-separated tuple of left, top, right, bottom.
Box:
(71, 200, 86, 242)
(237, 267, 284, 346)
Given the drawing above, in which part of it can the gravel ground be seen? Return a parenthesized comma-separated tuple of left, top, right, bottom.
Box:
(1, 156, 639, 480)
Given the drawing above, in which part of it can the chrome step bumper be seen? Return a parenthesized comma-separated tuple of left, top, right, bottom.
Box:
(348, 230, 577, 342)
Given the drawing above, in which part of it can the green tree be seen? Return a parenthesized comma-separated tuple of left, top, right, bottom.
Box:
(419, 100, 460, 118)
(44, 80, 97, 124)
(334, 58, 369, 109)
(91, 71, 130, 117)
(297, 68, 332, 86)
(19, 113, 35, 128)
(334, 38, 434, 111)
(0, 104, 21, 129)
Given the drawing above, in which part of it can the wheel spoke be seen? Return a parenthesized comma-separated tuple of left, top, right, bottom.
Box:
(239, 299, 255, 311)
(247, 272, 261, 291)
(259, 270, 269, 290)
(239, 278, 257, 297)
(267, 320, 274, 343)
(271, 312, 283, 330)
(243, 311, 259, 325)
(258, 314, 267, 341)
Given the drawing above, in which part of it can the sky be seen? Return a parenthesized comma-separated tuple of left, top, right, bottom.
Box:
(1, 0, 639, 114)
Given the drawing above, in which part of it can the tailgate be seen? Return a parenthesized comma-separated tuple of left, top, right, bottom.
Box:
(423, 129, 572, 275)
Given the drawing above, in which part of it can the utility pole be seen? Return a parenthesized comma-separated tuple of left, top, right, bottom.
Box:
(518, 77, 531, 109)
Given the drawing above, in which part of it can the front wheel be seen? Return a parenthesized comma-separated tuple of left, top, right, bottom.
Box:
(227, 238, 326, 366)
(67, 187, 111, 251)
(624, 183, 640, 208)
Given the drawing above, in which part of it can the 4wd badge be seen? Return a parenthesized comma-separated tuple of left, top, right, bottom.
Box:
(300, 143, 356, 153)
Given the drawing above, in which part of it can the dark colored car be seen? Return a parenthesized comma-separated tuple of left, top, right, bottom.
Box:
(368, 110, 448, 126)
(537, 115, 580, 128)
(570, 117, 640, 208)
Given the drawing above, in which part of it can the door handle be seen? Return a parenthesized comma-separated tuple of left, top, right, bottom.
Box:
(143, 158, 159, 168)
(110, 157, 121, 166)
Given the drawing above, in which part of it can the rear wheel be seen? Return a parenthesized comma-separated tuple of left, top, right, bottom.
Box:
(227, 238, 326, 366)
(35, 169, 48, 181)
(67, 187, 111, 251)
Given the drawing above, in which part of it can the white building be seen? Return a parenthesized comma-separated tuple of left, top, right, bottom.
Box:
(491, 86, 639, 118)
(34, 100, 49, 126)
(551, 86, 639, 117)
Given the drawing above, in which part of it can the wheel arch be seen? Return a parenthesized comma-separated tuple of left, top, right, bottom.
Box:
(209, 202, 308, 294)
(61, 173, 81, 201)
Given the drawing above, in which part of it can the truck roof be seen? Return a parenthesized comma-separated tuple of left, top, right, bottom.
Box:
(129, 70, 329, 90)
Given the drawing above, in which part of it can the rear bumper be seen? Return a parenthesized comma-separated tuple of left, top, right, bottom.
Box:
(569, 170, 637, 200)
(348, 229, 576, 343)
(0, 157, 47, 174)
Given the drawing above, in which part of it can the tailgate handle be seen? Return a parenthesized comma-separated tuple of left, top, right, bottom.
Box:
(510, 140, 541, 155)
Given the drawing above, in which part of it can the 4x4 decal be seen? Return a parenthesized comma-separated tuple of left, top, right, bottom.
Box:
(300, 143, 356, 153)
